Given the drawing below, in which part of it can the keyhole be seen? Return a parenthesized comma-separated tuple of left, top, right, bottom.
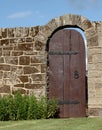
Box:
(74, 70, 79, 79)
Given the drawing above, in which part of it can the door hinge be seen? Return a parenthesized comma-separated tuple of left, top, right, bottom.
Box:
(49, 51, 78, 55)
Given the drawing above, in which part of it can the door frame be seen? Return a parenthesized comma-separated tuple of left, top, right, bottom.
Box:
(46, 26, 88, 117)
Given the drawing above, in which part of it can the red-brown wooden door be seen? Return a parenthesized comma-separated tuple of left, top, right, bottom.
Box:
(48, 29, 86, 118)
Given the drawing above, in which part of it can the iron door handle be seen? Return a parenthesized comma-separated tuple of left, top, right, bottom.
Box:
(74, 70, 79, 79)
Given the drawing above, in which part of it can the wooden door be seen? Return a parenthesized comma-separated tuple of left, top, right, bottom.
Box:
(48, 29, 86, 118)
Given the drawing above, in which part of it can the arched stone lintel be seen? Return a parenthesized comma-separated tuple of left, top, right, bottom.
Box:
(41, 14, 94, 39)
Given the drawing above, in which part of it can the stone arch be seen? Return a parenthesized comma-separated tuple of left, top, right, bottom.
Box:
(38, 14, 100, 116)
(39, 14, 94, 42)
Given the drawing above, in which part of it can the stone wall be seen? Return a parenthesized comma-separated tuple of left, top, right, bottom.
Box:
(0, 14, 102, 116)
(87, 22, 102, 116)
(0, 27, 47, 98)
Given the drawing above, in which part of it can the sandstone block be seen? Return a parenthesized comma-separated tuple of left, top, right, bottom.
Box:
(5, 56, 18, 65)
(12, 51, 23, 56)
(26, 37, 33, 42)
(29, 26, 39, 37)
(0, 64, 10, 71)
(93, 54, 102, 63)
(41, 64, 46, 73)
(17, 43, 33, 51)
(3, 47, 13, 50)
(0, 71, 3, 79)
(19, 56, 30, 65)
(14, 84, 24, 88)
(0, 50, 2, 56)
(0, 85, 10, 93)
(23, 66, 40, 74)
(18, 76, 28, 83)
(81, 19, 92, 30)
(31, 74, 45, 81)
(8, 28, 15, 37)
(35, 40, 44, 51)
(1, 39, 9, 46)
(25, 83, 44, 89)
(31, 56, 45, 64)
(88, 108, 102, 116)
(0, 57, 4, 63)
(2, 28, 7, 38)
(2, 51, 10, 56)
(88, 36, 98, 47)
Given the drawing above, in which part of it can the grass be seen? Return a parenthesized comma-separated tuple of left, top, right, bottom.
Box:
(0, 117, 102, 130)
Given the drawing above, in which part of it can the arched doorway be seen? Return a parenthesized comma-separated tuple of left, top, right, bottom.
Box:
(47, 28, 86, 118)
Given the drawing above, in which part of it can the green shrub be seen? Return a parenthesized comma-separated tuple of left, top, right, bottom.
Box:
(0, 96, 9, 121)
(19, 94, 28, 120)
(37, 97, 48, 119)
(27, 95, 38, 120)
(0, 92, 58, 121)
(47, 98, 58, 118)
(14, 92, 28, 120)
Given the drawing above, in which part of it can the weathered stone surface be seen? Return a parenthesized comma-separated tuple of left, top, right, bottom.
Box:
(14, 84, 24, 88)
(3, 47, 13, 50)
(93, 54, 102, 63)
(28, 89, 45, 98)
(22, 27, 29, 37)
(29, 26, 39, 37)
(23, 51, 37, 55)
(8, 28, 15, 37)
(85, 27, 96, 39)
(81, 19, 93, 30)
(0, 64, 10, 71)
(25, 84, 44, 89)
(2, 28, 7, 38)
(23, 66, 39, 74)
(9, 38, 17, 44)
(12, 51, 23, 56)
(0, 50, 2, 56)
(31, 74, 45, 81)
(3, 71, 15, 78)
(0, 71, 3, 79)
(1, 39, 9, 46)
(41, 64, 46, 73)
(26, 37, 33, 42)
(15, 27, 22, 37)
(17, 43, 33, 51)
(0, 57, 4, 63)
(31, 56, 45, 64)
(18, 38, 25, 43)
(19, 56, 30, 65)
(18, 76, 28, 83)
(88, 108, 102, 116)
(0, 85, 10, 93)
(95, 83, 102, 89)
(5, 56, 18, 65)
(4, 78, 20, 85)
(88, 36, 98, 46)
(2, 51, 10, 56)
(35, 40, 44, 51)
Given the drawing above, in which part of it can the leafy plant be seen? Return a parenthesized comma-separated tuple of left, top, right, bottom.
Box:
(0, 92, 58, 121)
(47, 98, 58, 118)
(0, 96, 9, 121)
(27, 95, 38, 120)
(37, 96, 48, 119)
